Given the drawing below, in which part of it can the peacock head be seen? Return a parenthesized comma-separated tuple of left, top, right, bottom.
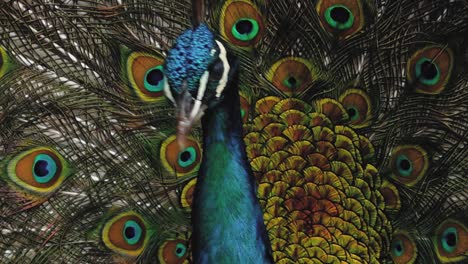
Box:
(164, 24, 238, 143)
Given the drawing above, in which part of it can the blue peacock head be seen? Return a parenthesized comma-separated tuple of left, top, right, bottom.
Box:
(163, 24, 237, 142)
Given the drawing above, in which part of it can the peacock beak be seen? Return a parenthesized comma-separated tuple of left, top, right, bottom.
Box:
(176, 88, 207, 149)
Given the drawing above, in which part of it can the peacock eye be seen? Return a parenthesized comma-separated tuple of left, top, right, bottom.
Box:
(283, 76, 301, 90)
(180, 178, 197, 209)
(325, 5, 354, 30)
(208, 58, 224, 81)
(339, 88, 372, 128)
(407, 46, 453, 94)
(5, 147, 70, 195)
(158, 239, 189, 263)
(160, 135, 202, 177)
(440, 227, 458, 253)
(101, 212, 149, 257)
(33, 154, 58, 184)
(178, 146, 197, 168)
(144, 65, 165, 92)
(266, 57, 314, 95)
(174, 243, 187, 257)
(219, 0, 264, 47)
(390, 145, 428, 186)
(415, 58, 440, 86)
(122, 220, 143, 246)
(346, 106, 359, 121)
(232, 18, 260, 41)
(433, 219, 467, 261)
(391, 232, 417, 264)
(316, 0, 364, 39)
(396, 155, 412, 177)
(391, 239, 404, 257)
(0, 46, 15, 78)
(125, 51, 166, 102)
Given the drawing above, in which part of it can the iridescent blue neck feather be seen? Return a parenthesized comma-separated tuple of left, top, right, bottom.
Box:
(192, 78, 273, 263)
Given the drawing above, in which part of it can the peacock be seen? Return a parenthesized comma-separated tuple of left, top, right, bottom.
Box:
(0, 0, 467, 263)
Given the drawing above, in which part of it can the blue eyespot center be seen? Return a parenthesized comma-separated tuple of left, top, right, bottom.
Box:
(178, 146, 197, 168)
(441, 227, 458, 253)
(347, 107, 359, 121)
(285, 76, 299, 88)
(175, 243, 187, 258)
(144, 66, 165, 92)
(123, 220, 142, 245)
(33, 154, 58, 183)
(396, 155, 412, 177)
(415, 58, 440, 85)
(392, 239, 404, 257)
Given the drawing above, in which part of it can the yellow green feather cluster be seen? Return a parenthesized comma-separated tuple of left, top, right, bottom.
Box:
(243, 96, 394, 263)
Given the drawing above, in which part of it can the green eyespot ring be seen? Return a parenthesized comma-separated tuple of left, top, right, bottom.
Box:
(178, 146, 197, 168)
(143, 65, 165, 92)
(415, 57, 440, 86)
(232, 18, 260, 41)
(174, 242, 187, 258)
(324, 5, 354, 30)
(441, 227, 458, 253)
(347, 106, 359, 121)
(282, 76, 301, 90)
(392, 239, 405, 257)
(123, 220, 143, 246)
(396, 154, 413, 177)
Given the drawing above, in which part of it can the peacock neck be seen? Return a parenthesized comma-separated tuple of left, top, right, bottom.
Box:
(192, 85, 273, 263)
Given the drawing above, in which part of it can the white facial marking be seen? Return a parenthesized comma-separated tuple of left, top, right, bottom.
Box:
(163, 77, 176, 104)
(215, 40, 230, 98)
(190, 70, 210, 120)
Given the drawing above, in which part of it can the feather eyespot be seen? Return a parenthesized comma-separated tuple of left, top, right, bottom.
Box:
(158, 239, 189, 263)
(339, 89, 372, 128)
(389, 145, 428, 186)
(160, 135, 202, 177)
(101, 211, 149, 257)
(380, 181, 401, 211)
(316, 0, 365, 39)
(433, 219, 467, 262)
(126, 52, 166, 102)
(219, 0, 264, 47)
(266, 57, 315, 95)
(5, 147, 70, 194)
(407, 46, 453, 94)
(391, 231, 417, 264)
(325, 5, 354, 30)
(180, 178, 197, 209)
(0, 46, 14, 78)
(239, 93, 250, 123)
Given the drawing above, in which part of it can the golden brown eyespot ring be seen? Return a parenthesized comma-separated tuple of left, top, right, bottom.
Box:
(219, 0, 265, 47)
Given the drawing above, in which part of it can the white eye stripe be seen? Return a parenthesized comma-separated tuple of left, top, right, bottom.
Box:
(215, 40, 230, 98)
(163, 77, 176, 104)
(191, 71, 210, 120)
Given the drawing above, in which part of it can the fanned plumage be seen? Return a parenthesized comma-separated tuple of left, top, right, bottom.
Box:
(1, 0, 467, 263)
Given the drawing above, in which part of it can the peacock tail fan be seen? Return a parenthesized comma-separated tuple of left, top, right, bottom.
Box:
(1, 0, 467, 263)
